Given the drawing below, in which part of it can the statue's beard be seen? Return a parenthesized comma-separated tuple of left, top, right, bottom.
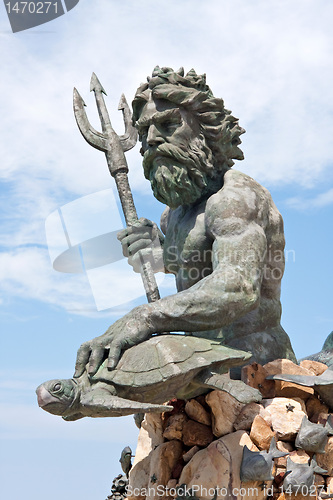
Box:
(142, 135, 215, 209)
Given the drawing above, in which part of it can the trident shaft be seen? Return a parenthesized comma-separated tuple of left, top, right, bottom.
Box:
(73, 73, 161, 303)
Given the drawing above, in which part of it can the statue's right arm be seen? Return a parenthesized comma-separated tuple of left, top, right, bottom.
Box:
(117, 217, 166, 273)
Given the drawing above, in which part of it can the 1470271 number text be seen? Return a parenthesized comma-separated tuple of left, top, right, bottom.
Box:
(5, 2, 59, 14)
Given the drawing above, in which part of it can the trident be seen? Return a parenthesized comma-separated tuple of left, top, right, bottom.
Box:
(73, 73, 161, 304)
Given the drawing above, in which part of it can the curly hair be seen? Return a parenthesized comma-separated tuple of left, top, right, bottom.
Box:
(132, 66, 245, 172)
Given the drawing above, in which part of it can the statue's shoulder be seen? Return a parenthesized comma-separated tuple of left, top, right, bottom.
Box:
(208, 169, 270, 206)
(222, 169, 270, 195)
(206, 169, 273, 226)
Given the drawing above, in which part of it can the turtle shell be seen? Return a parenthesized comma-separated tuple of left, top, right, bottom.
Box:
(91, 334, 251, 388)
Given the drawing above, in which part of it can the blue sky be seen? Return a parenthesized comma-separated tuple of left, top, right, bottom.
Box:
(1, 1, 333, 499)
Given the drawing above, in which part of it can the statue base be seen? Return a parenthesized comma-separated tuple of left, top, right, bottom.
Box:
(126, 358, 333, 500)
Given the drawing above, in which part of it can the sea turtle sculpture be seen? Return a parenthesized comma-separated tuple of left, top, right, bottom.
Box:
(36, 335, 261, 421)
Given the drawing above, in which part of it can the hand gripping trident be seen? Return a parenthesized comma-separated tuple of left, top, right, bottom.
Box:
(73, 73, 161, 304)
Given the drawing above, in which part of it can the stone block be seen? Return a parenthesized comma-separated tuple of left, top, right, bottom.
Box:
(182, 446, 199, 463)
(299, 360, 328, 376)
(206, 390, 244, 437)
(178, 430, 270, 500)
(306, 396, 329, 423)
(263, 359, 314, 400)
(262, 398, 306, 441)
(182, 419, 214, 447)
(250, 414, 276, 450)
(163, 413, 187, 441)
(234, 402, 263, 431)
(146, 440, 183, 500)
(185, 399, 211, 426)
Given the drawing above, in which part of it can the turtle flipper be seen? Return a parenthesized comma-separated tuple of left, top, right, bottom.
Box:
(195, 369, 262, 404)
(81, 389, 172, 417)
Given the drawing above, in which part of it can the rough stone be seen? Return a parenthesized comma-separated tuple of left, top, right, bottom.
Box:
(276, 494, 314, 500)
(262, 398, 306, 440)
(128, 413, 165, 499)
(241, 362, 275, 398)
(178, 430, 270, 500)
(163, 413, 187, 441)
(250, 414, 276, 450)
(317, 412, 330, 425)
(276, 440, 295, 453)
(171, 459, 183, 480)
(195, 394, 211, 412)
(314, 473, 325, 488)
(184, 399, 211, 426)
(146, 440, 183, 500)
(289, 449, 311, 464)
(182, 419, 214, 447)
(306, 395, 329, 423)
(206, 390, 244, 437)
(233, 402, 263, 431)
(274, 468, 287, 482)
(182, 446, 199, 463)
(300, 360, 328, 376)
(127, 455, 151, 500)
(162, 399, 185, 429)
(316, 436, 333, 475)
(264, 359, 314, 400)
(132, 413, 164, 464)
(326, 477, 333, 495)
(275, 441, 295, 468)
(166, 479, 177, 490)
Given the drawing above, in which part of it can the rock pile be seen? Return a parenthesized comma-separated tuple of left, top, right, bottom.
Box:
(127, 358, 333, 500)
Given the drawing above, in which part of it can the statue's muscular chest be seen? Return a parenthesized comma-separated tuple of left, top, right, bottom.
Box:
(163, 201, 214, 290)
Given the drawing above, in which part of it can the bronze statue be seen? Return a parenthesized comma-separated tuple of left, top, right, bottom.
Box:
(73, 66, 295, 380)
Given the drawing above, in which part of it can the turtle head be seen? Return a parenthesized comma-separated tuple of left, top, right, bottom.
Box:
(36, 379, 78, 417)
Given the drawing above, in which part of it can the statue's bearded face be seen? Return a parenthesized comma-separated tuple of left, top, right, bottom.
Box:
(136, 98, 214, 209)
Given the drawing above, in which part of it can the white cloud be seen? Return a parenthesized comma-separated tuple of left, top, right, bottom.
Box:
(0, 246, 94, 311)
(286, 188, 333, 210)
(0, 245, 177, 314)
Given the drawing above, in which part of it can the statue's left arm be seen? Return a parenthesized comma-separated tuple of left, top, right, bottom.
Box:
(74, 181, 267, 377)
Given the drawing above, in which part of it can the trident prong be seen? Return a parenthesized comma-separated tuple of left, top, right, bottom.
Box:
(73, 73, 137, 154)
(73, 73, 161, 304)
(118, 93, 137, 151)
(73, 88, 108, 152)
